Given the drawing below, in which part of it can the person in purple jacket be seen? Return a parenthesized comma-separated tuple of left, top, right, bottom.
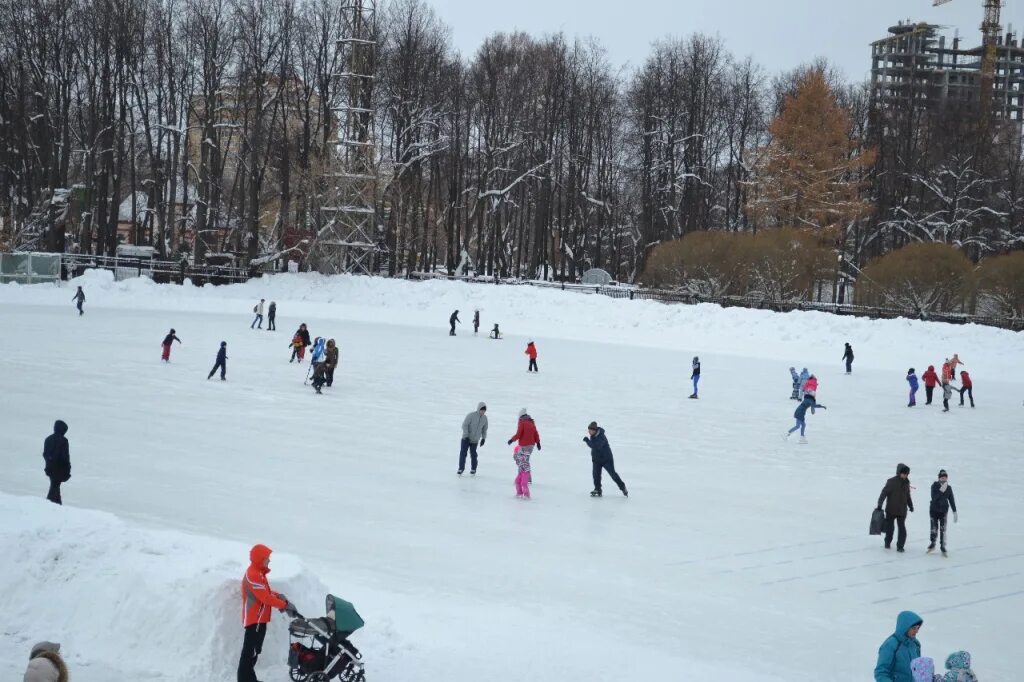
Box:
(906, 368, 919, 407)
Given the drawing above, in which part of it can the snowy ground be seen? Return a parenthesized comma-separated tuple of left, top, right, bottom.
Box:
(1, 270, 1022, 681)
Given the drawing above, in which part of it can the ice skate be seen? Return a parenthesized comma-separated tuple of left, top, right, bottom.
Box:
(590, 489, 602, 497)
(941, 547, 948, 557)
(621, 487, 628, 497)
(927, 544, 935, 554)
(798, 436, 808, 444)
(688, 394, 698, 399)
(470, 469, 476, 475)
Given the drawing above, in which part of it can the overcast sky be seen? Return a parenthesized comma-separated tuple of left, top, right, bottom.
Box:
(427, 0, 1018, 81)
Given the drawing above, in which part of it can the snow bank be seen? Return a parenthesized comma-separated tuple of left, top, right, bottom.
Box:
(2, 269, 1018, 375)
(0, 493, 328, 682)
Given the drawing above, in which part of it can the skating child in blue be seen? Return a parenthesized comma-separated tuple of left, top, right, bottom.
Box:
(789, 367, 801, 400)
(689, 356, 700, 399)
(906, 368, 919, 407)
(785, 394, 826, 443)
(798, 368, 810, 399)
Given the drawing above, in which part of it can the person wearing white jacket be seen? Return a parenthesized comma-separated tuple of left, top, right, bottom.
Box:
(23, 641, 68, 682)
(251, 298, 265, 329)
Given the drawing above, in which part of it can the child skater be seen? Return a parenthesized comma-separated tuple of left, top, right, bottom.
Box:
(789, 367, 801, 400)
(513, 445, 531, 499)
(785, 392, 826, 443)
(161, 328, 181, 362)
(907, 368, 919, 407)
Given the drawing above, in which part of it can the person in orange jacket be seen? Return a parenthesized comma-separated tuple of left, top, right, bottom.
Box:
(958, 371, 974, 408)
(525, 341, 538, 372)
(239, 544, 295, 682)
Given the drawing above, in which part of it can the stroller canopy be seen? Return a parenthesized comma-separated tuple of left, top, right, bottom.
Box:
(327, 594, 365, 635)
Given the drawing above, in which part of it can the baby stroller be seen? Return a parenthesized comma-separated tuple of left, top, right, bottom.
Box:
(288, 594, 366, 682)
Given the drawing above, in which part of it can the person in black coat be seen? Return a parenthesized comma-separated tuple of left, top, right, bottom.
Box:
(877, 463, 914, 551)
(842, 342, 854, 374)
(583, 422, 627, 498)
(449, 310, 460, 336)
(267, 301, 276, 331)
(42, 420, 71, 505)
(72, 286, 85, 315)
(208, 342, 228, 380)
(928, 469, 958, 555)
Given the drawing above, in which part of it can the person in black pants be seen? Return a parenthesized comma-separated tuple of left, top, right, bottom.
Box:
(267, 301, 276, 331)
(208, 342, 227, 380)
(449, 310, 460, 336)
(928, 469, 958, 555)
(877, 463, 914, 551)
(42, 420, 72, 505)
(583, 421, 627, 497)
(842, 342, 854, 374)
(72, 286, 85, 315)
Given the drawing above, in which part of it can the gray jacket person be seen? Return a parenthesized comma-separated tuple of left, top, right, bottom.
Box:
(458, 402, 488, 475)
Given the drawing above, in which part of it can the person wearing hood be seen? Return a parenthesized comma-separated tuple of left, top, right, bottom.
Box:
(42, 420, 71, 505)
(789, 367, 801, 400)
(525, 341, 538, 372)
(941, 651, 977, 682)
(910, 656, 940, 682)
(842, 342, 854, 374)
(584, 422, 627, 497)
(161, 328, 181, 362)
(907, 368, 919, 407)
(267, 301, 276, 331)
(874, 610, 923, 682)
(23, 641, 68, 682)
(239, 544, 296, 682)
(958, 371, 974, 408)
(802, 373, 819, 398)
(921, 365, 939, 405)
(72, 286, 85, 316)
(324, 339, 339, 387)
(449, 310, 460, 336)
(878, 463, 914, 551)
(310, 337, 328, 394)
(208, 342, 228, 381)
(785, 392, 827, 443)
(798, 368, 811, 399)
(928, 469, 958, 556)
(473, 309, 480, 335)
(689, 356, 701, 399)
(459, 402, 488, 475)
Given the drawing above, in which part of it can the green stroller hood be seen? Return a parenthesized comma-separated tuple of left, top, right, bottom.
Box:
(327, 594, 365, 635)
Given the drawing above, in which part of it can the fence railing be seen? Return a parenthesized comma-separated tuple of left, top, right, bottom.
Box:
(59, 253, 253, 285)
(406, 271, 1024, 332)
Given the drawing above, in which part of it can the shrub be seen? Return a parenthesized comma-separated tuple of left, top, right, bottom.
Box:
(977, 251, 1024, 320)
(857, 242, 975, 315)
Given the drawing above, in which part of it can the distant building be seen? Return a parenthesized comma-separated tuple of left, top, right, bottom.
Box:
(870, 21, 1024, 120)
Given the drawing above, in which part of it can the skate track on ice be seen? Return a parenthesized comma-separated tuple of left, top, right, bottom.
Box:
(1, 272, 1022, 681)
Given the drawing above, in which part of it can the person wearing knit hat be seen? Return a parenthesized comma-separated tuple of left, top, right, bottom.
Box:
(24, 641, 68, 682)
(877, 463, 914, 551)
(928, 469, 958, 556)
(458, 402, 488, 475)
(583, 421, 628, 498)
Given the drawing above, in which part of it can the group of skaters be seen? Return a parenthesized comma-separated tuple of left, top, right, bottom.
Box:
(875, 464, 959, 555)
(250, 298, 277, 330)
(450, 309, 503, 340)
(874, 611, 978, 681)
(457, 403, 628, 499)
(906, 354, 974, 411)
(786, 367, 826, 443)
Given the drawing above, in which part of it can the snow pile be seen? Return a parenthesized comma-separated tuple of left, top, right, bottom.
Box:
(2, 268, 1020, 376)
(0, 493, 328, 682)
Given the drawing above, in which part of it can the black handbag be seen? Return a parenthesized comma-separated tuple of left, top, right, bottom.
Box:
(869, 508, 885, 535)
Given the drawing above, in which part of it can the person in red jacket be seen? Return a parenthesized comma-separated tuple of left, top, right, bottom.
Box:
(958, 371, 974, 408)
(508, 408, 541, 483)
(239, 544, 295, 682)
(921, 365, 939, 405)
(525, 341, 538, 372)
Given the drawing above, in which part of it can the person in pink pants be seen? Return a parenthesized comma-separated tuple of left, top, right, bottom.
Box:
(513, 445, 531, 499)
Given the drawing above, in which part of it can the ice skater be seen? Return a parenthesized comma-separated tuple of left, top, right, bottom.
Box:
(309, 336, 327, 393)
(267, 301, 276, 331)
(507, 408, 541, 482)
(42, 420, 71, 505)
(798, 367, 810, 399)
(207, 341, 227, 380)
(513, 445, 531, 499)
(72, 286, 85, 315)
(525, 341, 538, 372)
(958, 371, 974, 408)
(289, 323, 310, 363)
(324, 339, 338, 387)
(928, 469, 957, 556)
(789, 367, 801, 400)
(941, 651, 976, 681)
(473, 309, 480, 335)
(906, 368, 919, 407)
(251, 298, 265, 329)
(689, 356, 700, 398)
(941, 380, 955, 412)
(785, 393, 826, 443)
(449, 309, 460, 336)
(802, 373, 819, 399)
(458, 402, 488, 475)
(161, 328, 181, 362)
(490, 323, 501, 339)
(877, 463, 914, 551)
(842, 342, 854, 374)
(922, 365, 938, 405)
(584, 421, 627, 497)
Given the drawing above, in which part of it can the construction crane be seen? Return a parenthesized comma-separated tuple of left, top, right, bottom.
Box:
(933, 0, 1003, 117)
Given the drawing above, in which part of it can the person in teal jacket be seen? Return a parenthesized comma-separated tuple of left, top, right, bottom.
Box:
(874, 610, 923, 682)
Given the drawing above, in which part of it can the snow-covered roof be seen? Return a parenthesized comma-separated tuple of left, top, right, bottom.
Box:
(118, 192, 149, 222)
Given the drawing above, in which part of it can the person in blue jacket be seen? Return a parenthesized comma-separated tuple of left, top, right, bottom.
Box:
(798, 367, 810, 399)
(874, 610, 923, 682)
(906, 368, 919, 407)
(785, 394, 826, 442)
(208, 341, 227, 380)
(689, 356, 701, 399)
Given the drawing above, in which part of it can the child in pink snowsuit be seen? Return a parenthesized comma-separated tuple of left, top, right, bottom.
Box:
(513, 445, 531, 499)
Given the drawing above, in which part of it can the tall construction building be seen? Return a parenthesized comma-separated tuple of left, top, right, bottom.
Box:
(870, 20, 1024, 120)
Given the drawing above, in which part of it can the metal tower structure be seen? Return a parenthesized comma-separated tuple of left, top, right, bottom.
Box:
(312, 0, 378, 275)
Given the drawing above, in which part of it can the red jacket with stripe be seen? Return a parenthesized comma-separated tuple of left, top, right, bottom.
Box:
(242, 544, 287, 627)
